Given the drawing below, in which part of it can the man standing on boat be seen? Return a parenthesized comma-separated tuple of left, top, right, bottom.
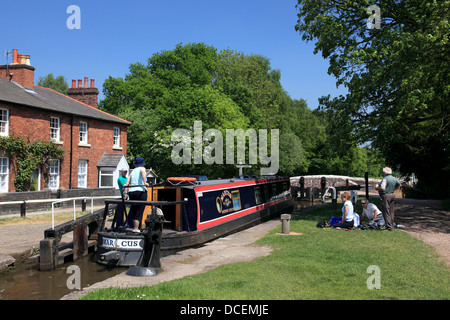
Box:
(124, 157, 149, 233)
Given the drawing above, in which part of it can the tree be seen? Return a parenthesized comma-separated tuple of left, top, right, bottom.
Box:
(295, 0, 450, 198)
(100, 43, 251, 178)
(37, 73, 68, 94)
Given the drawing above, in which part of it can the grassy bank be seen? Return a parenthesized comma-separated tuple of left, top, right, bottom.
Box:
(82, 201, 450, 300)
(0, 211, 88, 225)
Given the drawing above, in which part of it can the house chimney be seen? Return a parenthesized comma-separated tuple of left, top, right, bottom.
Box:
(0, 49, 35, 89)
(67, 76, 99, 108)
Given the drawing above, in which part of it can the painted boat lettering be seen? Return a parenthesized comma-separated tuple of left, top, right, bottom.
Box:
(102, 238, 142, 249)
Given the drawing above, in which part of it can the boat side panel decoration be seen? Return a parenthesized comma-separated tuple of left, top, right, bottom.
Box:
(195, 178, 291, 230)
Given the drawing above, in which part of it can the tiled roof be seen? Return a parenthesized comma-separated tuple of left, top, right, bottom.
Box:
(0, 77, 130, 125)
(97, 153, 126, 167)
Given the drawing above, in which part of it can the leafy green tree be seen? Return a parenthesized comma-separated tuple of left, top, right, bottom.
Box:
(295, 0, 449, 197)
(101, 42, 382, 180)
(37, 73, 68, 94)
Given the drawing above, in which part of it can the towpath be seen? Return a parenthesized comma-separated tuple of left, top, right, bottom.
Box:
(0, 206, 104, 261)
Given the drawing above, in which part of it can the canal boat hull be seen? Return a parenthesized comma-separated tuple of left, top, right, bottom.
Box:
(96, 176, 294, 267)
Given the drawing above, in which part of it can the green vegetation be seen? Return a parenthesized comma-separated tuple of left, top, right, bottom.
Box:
(36, 73, 68, 94)
(81, 202, 450, 300)
(99, 43, 386, 179)
(0, 135, 65, 191)
(295, 0, 449, 198)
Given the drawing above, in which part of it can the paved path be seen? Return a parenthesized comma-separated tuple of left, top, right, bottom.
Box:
(0, 206, 104, 259)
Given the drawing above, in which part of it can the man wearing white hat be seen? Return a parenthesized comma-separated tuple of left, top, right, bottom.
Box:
(375, 167, 401, 231)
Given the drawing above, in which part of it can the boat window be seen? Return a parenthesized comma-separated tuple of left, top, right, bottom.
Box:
(264, 185, 269, 202)
(216, 197, 222, 213)
(272, 184, 277, 199)
(232, 190, 241, 211)
(254, 187, 261, 204)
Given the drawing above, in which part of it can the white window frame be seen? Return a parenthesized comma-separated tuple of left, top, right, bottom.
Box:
(0, 109, 9, 137)
(50, 117, 60, 142)
(99, 168, 114, 188)
(79, 122, 88, 144)
(48, 159, 60, 190)
(78, 160, 88, 188)
(113, 127, 120, 147)
(0, 157, 9, 193)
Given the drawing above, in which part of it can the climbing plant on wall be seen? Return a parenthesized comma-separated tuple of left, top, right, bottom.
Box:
(0, 135, 65, 191)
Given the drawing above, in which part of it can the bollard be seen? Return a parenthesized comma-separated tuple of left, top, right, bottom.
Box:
(20, 201, 26, 217)
(281, 214, 291, 234)
(81, 198, 87, 212)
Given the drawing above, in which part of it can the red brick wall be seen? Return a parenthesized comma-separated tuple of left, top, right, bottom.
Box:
(0, 64, 35, 89)
(0, 102, 128, 191)
(67, 87, 99, 108)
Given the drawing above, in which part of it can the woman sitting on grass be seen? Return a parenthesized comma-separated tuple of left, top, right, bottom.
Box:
(332, 191, 355, 229)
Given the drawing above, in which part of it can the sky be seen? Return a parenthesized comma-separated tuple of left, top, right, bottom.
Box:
(0, 0, 347, 109)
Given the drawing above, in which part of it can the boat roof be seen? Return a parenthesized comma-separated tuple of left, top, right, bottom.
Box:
(157, 176, 289, 190)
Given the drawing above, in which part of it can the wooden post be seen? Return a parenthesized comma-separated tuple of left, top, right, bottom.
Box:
(20, 201, 26, 217)
(39, 238, 58, 271)
(73, 220, 88, 260)
(365, 172, 369, 199)
(82, 198, 87, 212)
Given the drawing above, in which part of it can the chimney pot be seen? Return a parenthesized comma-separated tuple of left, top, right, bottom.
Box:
(84, 77, 88, 87)
(90, 79, 95, 88)
(71, 79, 76, 88)
(78, 79, 82, 88)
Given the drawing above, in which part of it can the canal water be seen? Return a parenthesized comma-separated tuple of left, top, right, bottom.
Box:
(0, 200, 318, 300)
(0, 253, 125, 300)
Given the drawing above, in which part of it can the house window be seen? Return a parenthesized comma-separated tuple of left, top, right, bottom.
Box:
(30, 168, 41, 191)
(232, 190, 241, 211)
(0, 109, 9, 136)
(113, 127, 120, 147)
(99, 168, 114, 188)
(78, 160, 88, 188)
(0, 157, 9, 192)
(79, 122, 88, 144)
(48, 159, 60, 190)
(50, 117, 60, 142)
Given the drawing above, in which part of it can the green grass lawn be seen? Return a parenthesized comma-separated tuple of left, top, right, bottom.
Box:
(82, 201, 450, 300)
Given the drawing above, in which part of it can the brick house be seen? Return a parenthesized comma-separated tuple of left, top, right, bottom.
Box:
(0, 49, 131, 192)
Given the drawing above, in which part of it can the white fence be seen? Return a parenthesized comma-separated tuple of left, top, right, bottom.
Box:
(0, 196, 120, 228)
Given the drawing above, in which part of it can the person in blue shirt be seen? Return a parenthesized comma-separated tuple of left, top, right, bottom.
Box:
(123, 157, 149, 233)
(332, 191, 355, 229)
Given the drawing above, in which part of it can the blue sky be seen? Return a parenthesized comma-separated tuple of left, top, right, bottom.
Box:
(0, 0, 346, 109)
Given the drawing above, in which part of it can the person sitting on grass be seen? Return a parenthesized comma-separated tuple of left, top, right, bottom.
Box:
(360, 199, 385, 228)
(332, 191, 355, 229)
